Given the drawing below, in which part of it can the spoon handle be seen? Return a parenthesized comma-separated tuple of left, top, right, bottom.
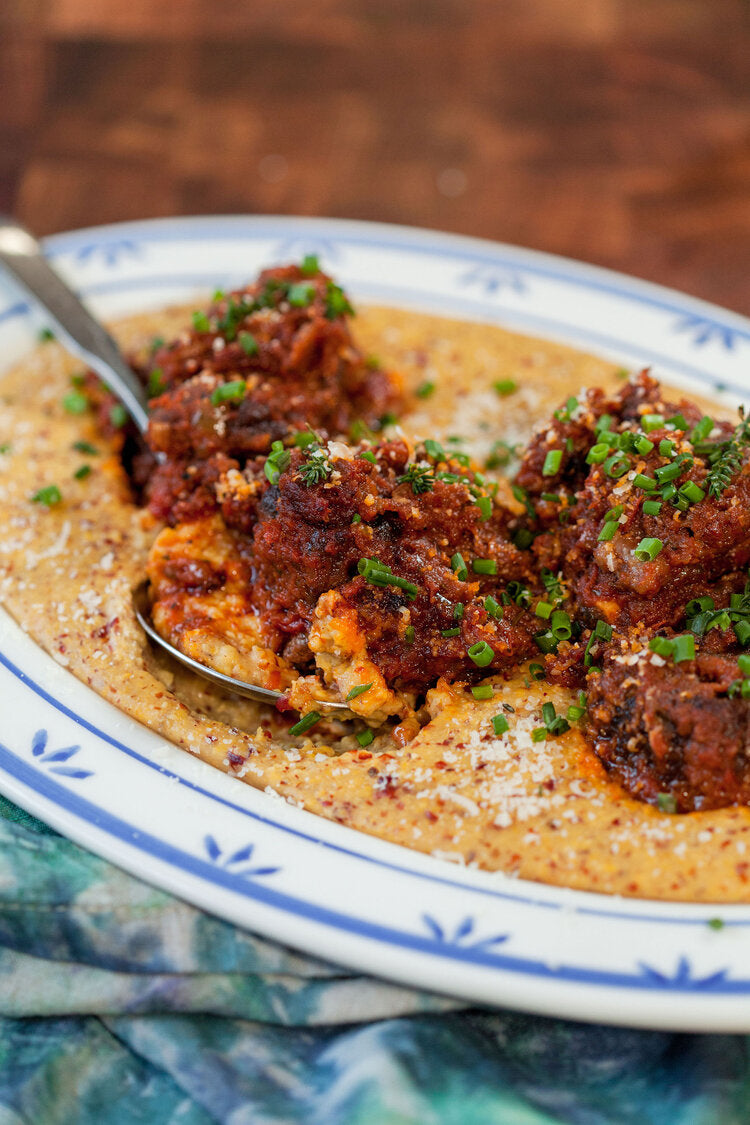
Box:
(0, 216, 150, 434)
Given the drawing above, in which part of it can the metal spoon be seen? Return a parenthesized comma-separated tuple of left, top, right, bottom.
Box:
(0, 216, 347, 711)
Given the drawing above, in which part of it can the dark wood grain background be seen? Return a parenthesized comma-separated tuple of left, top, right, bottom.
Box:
(2, 0, 750, 313)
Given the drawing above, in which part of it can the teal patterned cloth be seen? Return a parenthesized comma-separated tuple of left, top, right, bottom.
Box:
(0, 801, 747, 1124)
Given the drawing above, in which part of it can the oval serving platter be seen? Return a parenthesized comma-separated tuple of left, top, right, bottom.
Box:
(2, 215, 750, 1032)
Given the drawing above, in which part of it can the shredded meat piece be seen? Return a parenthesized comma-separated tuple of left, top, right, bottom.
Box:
(135, 264, 402, 525)
(248, 439, 540, 691)
(587, 638, 750, 812)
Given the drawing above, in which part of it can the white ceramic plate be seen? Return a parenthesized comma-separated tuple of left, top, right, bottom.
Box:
(2, 216, 750, 1033)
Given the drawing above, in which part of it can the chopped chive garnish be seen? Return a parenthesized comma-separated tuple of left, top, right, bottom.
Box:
(535, 601, 553, 620)
(649, 634, 695, 663)
(738, 653, 750, 676)
(0, 443, 11, 454)
(707, 917, 724, 930)
(566, 693, 589, 720)
(529, 662, 546, 680)
(356, 728, 374, 747)
(633, 434, 654, 455)
(656, 792, 677, 814)
(441, 627, 461, 638)
(633, 473, 656, 491)
(492, 713, 509, 735)
(586, 443, 609, 465)
(357, 557, 418, 600)
(513, 528, 534, 550)
(691, 416, 714, 442)
(467, 641, 494, 667)
(598, 520, 619, 542)
(294, 429, 319, 448)
(472, 685, 494, 700)
(451, 553, 468, 581)
(301, 253, 320, 275)
(659, 439, 676, 457)
(493, 379, 517, 396)
(542, 450, 563, 476)
(531, 727, 547, 742)
(211, 380, 246, 406)
(287, 282, 316, 307)
(634, 537, 664, 561)
(540, 701, 571, 736)
(404, 625, 415, 644)
(666, 414, 688, 431)
(325, 281, 354, 319)
(595, 413, 614, 433)
(654, 461, 683, 485)
(38, 327, 55, 342)
(238, 331, 258, 355)
(484, 595, 503, 620)
(415, 381, 436, 399)
(604, 453, 629, 478)
(289, 711, 321, 736)
(72, 440, 98, 455)
(540, 492, 560, 503)
(109, 404, 128, 429)
(264, 440, 291, 484)
(642, 499, 662, 515)
(346, 683, 373, 701)
(584, 619, 613, 667)
(485, 440, 514, 469)
(192, 310, 211, 332)
(351, 513, 362, 524)
(534, 631, 558, 654)
(679, 480, 705, 503)
(424, 438, 445, 461)
(453, 602, 465, 619)
(472, 558, 497, 576)
(641, 414, 664, 432)
(62, 391, 88, 415)
(147, 368, 165, 396)
(550, 610, 572, 640)
(360, 451, 377, 464)
(73, 465, 92, 480)
(31, 484, 62, 507)
(475, 495, 492, 520)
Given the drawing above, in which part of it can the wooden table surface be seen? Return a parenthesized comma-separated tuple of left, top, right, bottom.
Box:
(2, 0, 750, 314)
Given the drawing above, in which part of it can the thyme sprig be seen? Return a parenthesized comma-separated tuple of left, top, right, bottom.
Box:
(298, 447, 333, 487)
(396, 462, 435, 494)
(703, 409, 750, 499)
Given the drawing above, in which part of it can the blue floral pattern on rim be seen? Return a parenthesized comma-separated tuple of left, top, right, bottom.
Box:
(422, 914, 509, 950)
(30, 729, 93, 780)
(203, 834, 280, 879)
(673, 314, 742, 351)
